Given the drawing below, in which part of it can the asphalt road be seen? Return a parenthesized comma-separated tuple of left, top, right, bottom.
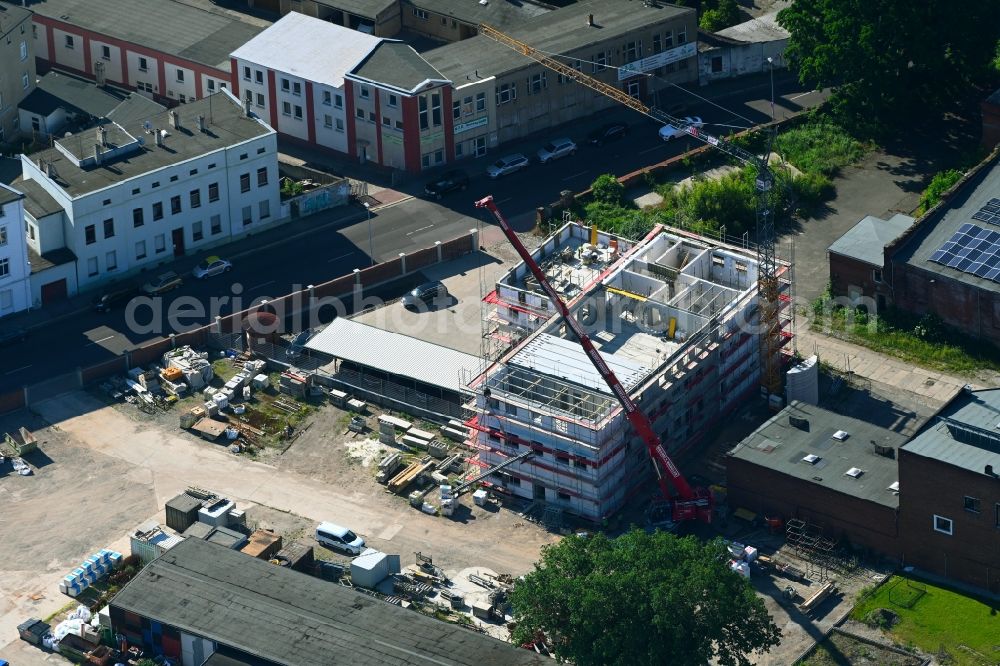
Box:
(0, 76, 829, 391)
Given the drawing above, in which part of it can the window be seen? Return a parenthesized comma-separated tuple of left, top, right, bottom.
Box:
(103, 218, 115, 239)
(421, 153, 430, 169)
(711, 56, 723, 73)
(190, 189, 201, 208)
(382, 116, 390, 126)
(368, 111, 376, 122)
(208, 163, 216, 169)
(334, 93, 343, 108)
(453, 100, 461, 119)
(394, 119, 403, 130)
(87, 257, 98, 276)
(322, 90, 332, 106)
(132, 208, 144, 228)
(462, 95, 473, 115)
(154, 234, 165, 253)
(356, 108, 364, 120)
(19, 41, 27, 60)
(170, 195, 181, 215)
(257, 167, 268, 187)
(131, 187, 141, 195)
(336, 118, 345, 132)
(434, 150, 443, 164)
(243, 66, 251, 80)
(240, 173, 251, 193)
(388, 93, 398, 108)
(189, 168, 198, 176)
(280, 78, 290, 92)
(176, 69, 184, 82)
(475, 92, 486, 111)
(664, 30, 674, 49)
(573, 459, 587, 469)
(323, 114, 333, 128)
(624, 40, 641, 62)
(653, 33, 662, 54)
(0, 226, 5, 246)
(873, 268, 883, 283)
(239, 153, 248, 160)
(21, 73, 29, 90)
(556, 491, 571, 502)
(210, 214, 222, 235)
(677, 27, 687, 44)
(169, 175, 178, 183)
(208, 79, 215, 91)
(192, 220, 203, 241)
(106, 250, 117, 271)
(292, 81, 301, 96)
(412, 8, 428, 19)
(137, 81, 153, 93)
(933, 514, 953, 535)
(135, 240, 146, 260)
(101, 45, 111, 60)
(294, 105, 303, 119)
(282, 101, 291, 116)
(151, 201, 163, 221)
(138, 57, 148, 72)
(496, 82, 517, 106)
(257, 146, 266, 155)
(556, 452, 570, 465)
(242, 205, 252, 225)
(431, 93, 441, 126)
(256, 93, 265, 107)
(530, 72, 546, 94)
(360, 85, 370, 99)
(418, 96, 428, 129)
(964, 496, 981, 513)
(255, 70, 263, 84)
(64, 35, 74, 49)
(259, 200, 270, 219)
(592, 51, 609, 73)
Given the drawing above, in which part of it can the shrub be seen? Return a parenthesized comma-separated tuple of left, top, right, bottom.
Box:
(791, 172, 835, 215)
(917, 169, 963, 215)
(589, 173, 625, 205)
(775, 119, 869, 176)
(699, 0, 740, 31)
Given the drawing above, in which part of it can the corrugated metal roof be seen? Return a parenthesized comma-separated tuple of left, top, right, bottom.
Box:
(306, 318, 479, 394)
(903, 388, 1000, 474)
(828, 214, 914, 266)
(509, 333, 651, 395)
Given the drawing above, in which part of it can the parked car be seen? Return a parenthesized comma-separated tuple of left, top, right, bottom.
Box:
(316, 521, 365, 555)
(424, 170, 469, 199)
(0, 326, 27, 347)
(536, 138, 577, 164)
(659, 116, 704, 141)
(587, 122, 628, 146)
(192, 255, 232, 279)
(401, 281, 449, 309)
(141, 271, 183, 295)
(486, 153, 529, 179)
(93, 284, 136, 312)
(286, 329, 313, 360)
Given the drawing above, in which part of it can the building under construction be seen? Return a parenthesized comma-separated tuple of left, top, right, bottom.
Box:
(467, 222, 792, 521)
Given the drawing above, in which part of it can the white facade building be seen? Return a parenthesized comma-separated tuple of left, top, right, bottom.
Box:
(16, 89, 279, 294)
(230, 12, 382, 156)
(0, 184, 31, 317)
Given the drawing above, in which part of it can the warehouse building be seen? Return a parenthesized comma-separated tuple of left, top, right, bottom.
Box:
(110, 537, 545, 665)
(468, 222, 792, 521)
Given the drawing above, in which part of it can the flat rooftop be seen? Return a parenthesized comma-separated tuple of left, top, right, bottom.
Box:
(112, 537, 545, 666)
(891, 152, 1000, 291)
(904, 387, 1000, 475)
(25, 91, 273, 198)
(0, 182, 22, 207)
(0, 1, 30, 35)
(425, 0, 691, 81)
(18, 0, 268, 69)
(19, 70, 131, 119)
(729, 401, 907, 508)
(412, 0, 551, 30)
(231, 12, 381, 90)
(12, 176, 62, 218)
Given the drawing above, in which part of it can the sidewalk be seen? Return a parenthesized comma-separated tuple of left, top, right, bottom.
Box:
(4, 201, 367, 334)
(794, 325, 978, 409)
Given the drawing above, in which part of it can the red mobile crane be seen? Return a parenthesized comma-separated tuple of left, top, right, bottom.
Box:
(475, 196, 713, 523)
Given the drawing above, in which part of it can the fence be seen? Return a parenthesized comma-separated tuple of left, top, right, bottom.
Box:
(316, 367, 472, 422)
(0, 232, 478, 415)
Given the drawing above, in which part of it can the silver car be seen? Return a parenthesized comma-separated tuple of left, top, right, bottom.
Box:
(486, 153, 529, 179)
(537, 138, 577, 164)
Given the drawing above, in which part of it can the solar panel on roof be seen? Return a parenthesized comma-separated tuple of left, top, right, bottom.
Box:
(974, 264, 991, 277)
(971, 202, 1000, 226)
(930, 223, 1000, 278)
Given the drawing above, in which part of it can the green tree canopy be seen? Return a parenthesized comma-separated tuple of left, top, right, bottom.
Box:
(778, 0, 1000, 136)
(510, 529, 781, 666)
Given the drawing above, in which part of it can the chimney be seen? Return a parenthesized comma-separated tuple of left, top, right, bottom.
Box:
(243, 99, 252, 117)
(197, 114, 206, 133)
(587, 13, 594, 26)
(43, 161, 53, 178)
(154, 129, 163, 147)
(97, 125, 107, 147)
(168, 110, 179, 129)
(95, 61, 106, 88)
(987, 464, 995, 477)
(94, 143, 103, 165)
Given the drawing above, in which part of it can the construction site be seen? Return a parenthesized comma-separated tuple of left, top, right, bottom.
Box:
(466, 221, 793, 521)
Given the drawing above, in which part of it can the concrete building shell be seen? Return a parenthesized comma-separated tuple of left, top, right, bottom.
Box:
(467, 223, 784, 521)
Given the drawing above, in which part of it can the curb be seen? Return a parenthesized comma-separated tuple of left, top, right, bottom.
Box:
(370, 194, 416, 213)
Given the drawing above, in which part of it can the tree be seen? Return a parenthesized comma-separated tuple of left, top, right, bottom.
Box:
(589, 173, 625, 205)
(700, 0, 741, 32)
(778, 0, 1000, 136)
(510, 530, 781, 666)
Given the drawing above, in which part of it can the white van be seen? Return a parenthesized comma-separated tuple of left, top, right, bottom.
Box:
(315, 522, 365, 555)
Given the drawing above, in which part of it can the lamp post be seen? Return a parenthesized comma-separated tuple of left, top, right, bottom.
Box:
(364, 202, 373, 266)
(766, 56, 775, 122)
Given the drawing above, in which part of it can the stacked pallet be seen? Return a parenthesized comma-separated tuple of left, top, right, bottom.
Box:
(388, 456, 434, 493)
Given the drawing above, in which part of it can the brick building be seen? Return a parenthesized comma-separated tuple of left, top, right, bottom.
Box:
(827, 213, 913, 313)
(727, 401, 907, 557)
(897, 387, 1000, 593)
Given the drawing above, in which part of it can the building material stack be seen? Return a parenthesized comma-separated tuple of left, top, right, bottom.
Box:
(280, 369, 310, 397)
(163, 346, 214, 389)
(389, 456, 435, 493)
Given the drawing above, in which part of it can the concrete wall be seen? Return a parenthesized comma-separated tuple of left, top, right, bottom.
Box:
(0, 11, 36, 144)
(727, 456, 902, 557)
(0, 197, 32, 316)
(897, 447, 1000, 594)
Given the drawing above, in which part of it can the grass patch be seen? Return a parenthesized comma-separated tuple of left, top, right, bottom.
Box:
(850, 575, 1000, 666)
(775, 118, 871, 177)
(812, 292, 1000, 376)
(800, 631, 922, 666)
(212, 359, 238, 382)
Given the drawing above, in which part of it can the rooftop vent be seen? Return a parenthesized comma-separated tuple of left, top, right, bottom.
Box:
(871, 441, 895, 459)
(802, 454, 820, 465)
(789, 416, 809, 430)
(887, 481, 900, 493)
(587, 13, 594, 26)
(168, 110, 179, 129)
(832, 430, 849, 441)
(845, 467, 864, 478)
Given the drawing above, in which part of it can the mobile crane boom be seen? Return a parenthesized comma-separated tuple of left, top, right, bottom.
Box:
(475, 196, 712, 522)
